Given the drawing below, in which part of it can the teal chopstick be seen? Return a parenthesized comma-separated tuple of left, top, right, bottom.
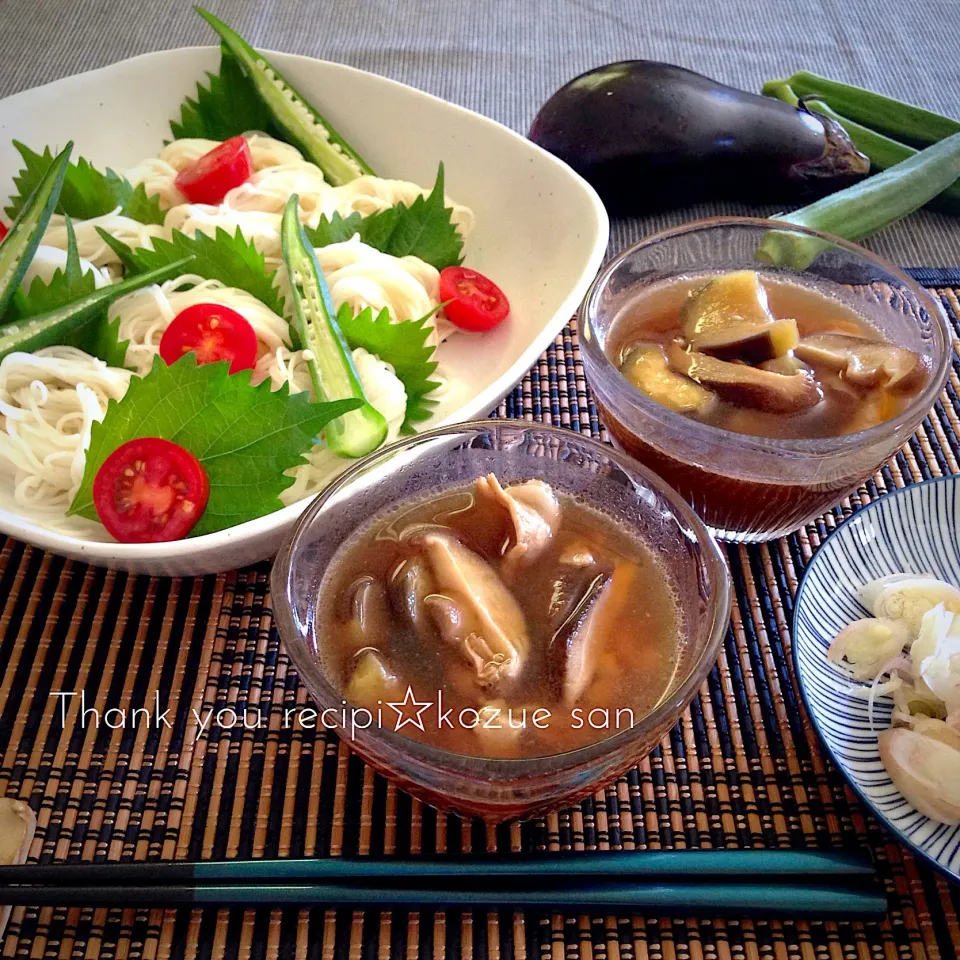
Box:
(0, 881, 886, 917)
(0, 850, 874, 885)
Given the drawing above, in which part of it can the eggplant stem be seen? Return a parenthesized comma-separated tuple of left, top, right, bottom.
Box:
(788, 70, 960, 149)
(756, 130, 960, 268)
(764, 81, 960, 215)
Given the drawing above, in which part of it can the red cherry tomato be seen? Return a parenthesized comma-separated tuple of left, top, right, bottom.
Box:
(93, 437, 210, 543)
(174, 136, 253, 205)
(0, 222, 8, 243)
(159, 302, 258, 374)
(439, 266, 510, 332)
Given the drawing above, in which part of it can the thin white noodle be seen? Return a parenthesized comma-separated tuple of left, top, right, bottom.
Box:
(0, 347, 131, 537)
(307, 175, 474, 238)
(137, 134, 474, 238)
(270, 237, 449, 343)
(124, 134, 308, 210)
(5, 136, 463, 537)
(164, 203, 285, 259)
(22, 245, 112, 290)
(108, 276, 290, 376)
(225, 163, 331, 217)
(166, 173, 475, 251)
(41, 209, 165, 268)
(264, 344, 439, 506)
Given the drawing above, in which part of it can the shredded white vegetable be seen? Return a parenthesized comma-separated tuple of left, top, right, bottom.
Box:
(828, 576, 960, 822)
(41, 209, 166, 270)
(108, 275, 290, 376)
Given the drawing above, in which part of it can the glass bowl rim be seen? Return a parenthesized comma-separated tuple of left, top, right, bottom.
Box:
(271, 418, 732, 776)
(577, 215, 952, 458)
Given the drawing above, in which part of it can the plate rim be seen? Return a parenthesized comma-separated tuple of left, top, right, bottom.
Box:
(0, 44, 610, 569)
(791, 473, 960, 884)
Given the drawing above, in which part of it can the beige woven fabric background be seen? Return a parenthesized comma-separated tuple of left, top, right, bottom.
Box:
(1, 0, 959, 265)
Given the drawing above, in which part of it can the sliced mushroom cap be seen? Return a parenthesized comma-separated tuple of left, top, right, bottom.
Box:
(694, 317, 800, 364)
(416, 531, 528, 688)
(388, 556, 437, 641)
(794, 334, 925, 392)
(878, 726, 960, 825)
(547, 569, 612, 705)
(666, 340, 822, 415)
(474, 474, 560, 574)
(681, 270, 774, 340)
(619, 343, 715, 415)
(545, 559, 635, 706)
(341, 576, 394, 654)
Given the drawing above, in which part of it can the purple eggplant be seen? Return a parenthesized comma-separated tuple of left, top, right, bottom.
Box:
(529, 61, 869, 215)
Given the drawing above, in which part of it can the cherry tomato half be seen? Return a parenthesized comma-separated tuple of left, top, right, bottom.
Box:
(0, 222, 8, 244)
(438, 266, 510, 332)
(93, 437, 210, 543)
(174, 135, 253, 205)
(159, 302, 258, 374)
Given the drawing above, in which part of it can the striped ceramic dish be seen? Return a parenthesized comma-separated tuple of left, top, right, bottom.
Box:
(793, 476, 960, 883)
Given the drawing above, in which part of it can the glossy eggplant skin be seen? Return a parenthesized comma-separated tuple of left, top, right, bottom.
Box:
(529, 61, 868, 215)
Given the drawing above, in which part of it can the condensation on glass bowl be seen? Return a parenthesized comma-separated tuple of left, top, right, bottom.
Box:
(271, 420, 731, 821)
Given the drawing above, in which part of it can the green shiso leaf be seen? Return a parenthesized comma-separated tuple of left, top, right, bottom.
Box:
(305, 165, 464, 271)
(338, 303, 442, 432)
(97, 226, 287, 318)
(68, 353, 361, 536)
(5, 142, 165, 225)
(170, 44, 273, 141)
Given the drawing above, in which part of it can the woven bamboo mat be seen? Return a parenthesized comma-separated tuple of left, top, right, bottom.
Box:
(2, 276, 960, 959)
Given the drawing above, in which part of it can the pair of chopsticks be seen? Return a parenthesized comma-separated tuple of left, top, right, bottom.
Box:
(0, 851, 886, 917)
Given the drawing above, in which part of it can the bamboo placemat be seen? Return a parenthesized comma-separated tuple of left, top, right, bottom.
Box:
(2, 275, 960, 959)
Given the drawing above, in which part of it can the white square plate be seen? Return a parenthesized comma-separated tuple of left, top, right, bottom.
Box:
(0, 47, 608, 575)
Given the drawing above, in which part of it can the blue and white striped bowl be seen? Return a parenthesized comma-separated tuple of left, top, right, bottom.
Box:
(793, 476, 960, 883)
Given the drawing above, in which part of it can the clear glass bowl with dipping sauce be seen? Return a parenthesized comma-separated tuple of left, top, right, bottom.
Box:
(578, 218, 952, 542)
(271, 420, 730, 821)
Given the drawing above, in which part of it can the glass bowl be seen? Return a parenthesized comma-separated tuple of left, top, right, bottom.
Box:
(271, 420, 730, 821)
(578, 218, 952, 541)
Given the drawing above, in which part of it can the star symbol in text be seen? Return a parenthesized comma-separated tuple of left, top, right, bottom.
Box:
(386, 686, 433, 732)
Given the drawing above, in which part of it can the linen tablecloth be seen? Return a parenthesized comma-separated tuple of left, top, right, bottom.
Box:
(2, 0, 960, 266)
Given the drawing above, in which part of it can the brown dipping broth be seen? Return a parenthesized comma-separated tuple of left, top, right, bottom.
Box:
(608, 275, 925, 439)
(318, 485, 680, 759)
